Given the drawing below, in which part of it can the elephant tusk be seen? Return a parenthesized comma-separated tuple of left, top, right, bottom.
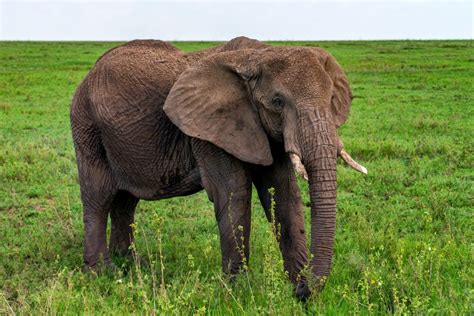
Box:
(339, 149, 368, 174)
(289, 153, 308, 181)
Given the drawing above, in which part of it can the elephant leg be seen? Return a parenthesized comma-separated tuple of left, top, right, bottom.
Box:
(83, 201, 111, 269)
(217, 188, 252, 275)
(192, 140, 252, 276)
(109, 191, 139, 257)
(252, 150, 308, 283)
(76, 152, 117, 269)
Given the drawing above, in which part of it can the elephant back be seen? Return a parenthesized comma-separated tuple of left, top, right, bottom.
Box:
(87, 42, 187, 124)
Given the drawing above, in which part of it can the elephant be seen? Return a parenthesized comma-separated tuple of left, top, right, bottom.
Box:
(70, 36, 366, 299)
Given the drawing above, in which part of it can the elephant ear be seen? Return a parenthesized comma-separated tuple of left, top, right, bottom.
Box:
(313, 48, 352, 128)
(163, 50, 273, 166)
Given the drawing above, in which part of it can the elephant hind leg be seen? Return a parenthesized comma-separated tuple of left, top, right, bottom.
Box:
(79, 161, 117, 269)
(72, 103, 119, 269)
(109, 191, 139, 257)
(75, 144, 117, 269)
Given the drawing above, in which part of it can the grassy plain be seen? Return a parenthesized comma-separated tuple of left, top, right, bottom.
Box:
(0, 40, 472, 314)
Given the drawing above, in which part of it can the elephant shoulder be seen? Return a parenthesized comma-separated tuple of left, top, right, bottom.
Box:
(220, 36, 268, 51)
(184, 36, 268, 63)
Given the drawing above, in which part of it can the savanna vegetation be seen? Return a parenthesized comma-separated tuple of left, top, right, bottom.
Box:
(0, 40, 472, 314)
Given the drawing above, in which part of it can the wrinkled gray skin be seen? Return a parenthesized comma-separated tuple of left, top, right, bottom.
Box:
(71, 37, 353, 299)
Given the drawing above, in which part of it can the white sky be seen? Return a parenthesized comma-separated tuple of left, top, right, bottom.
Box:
(1, 0, 472, 40)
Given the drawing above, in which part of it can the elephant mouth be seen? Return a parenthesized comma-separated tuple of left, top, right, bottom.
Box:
(288, 136, 367, 181)
(289, 152, 309, 180)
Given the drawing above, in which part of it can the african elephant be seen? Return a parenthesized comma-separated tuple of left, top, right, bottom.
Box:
(70, 36, 366, 299)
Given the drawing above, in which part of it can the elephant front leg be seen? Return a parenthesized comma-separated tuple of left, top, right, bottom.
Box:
(192, 140, 253, 276)
(252, 150, 308, 284)
(215, 188, 252, 275)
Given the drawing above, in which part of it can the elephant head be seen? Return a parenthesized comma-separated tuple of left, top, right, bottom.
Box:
(164, 46, 366, 290)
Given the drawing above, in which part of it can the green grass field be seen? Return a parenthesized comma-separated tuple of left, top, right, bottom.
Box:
(0, 40, 472, 314)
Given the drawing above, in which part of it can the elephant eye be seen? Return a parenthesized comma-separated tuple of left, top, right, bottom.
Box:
(271, 96, 284, 110)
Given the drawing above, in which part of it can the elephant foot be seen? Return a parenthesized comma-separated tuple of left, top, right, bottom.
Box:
(109, 246, 132, 259)
(83, 259, 118, 275)
(112, 253, 151, 274)
(295, 279, 311, 301)
(129, 255, 150, 270)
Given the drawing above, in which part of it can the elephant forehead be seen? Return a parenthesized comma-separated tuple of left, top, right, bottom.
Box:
(263, 48, 329, 78)
(264, 46, 321, 66)
(266, 59, 332, 100)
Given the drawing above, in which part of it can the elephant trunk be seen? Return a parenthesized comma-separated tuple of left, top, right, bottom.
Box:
(307, 154, 337, 287)
(297, 110, 338, 290)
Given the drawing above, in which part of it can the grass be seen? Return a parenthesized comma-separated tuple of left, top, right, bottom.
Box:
(0, 40, 473, 314)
